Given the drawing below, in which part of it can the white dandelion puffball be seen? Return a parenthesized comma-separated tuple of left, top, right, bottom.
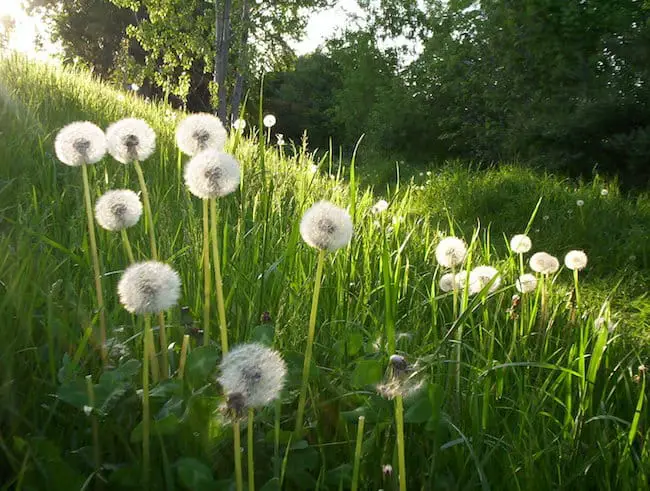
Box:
(454, 270, 474, 291)
(576, 199, 584, 207)
(184, 149, 241, 199)
(117, 261, 181, 315)
(529, 252, 560, 275)
(469, 266, 501, 294)
(601, 189, 609, 196)
(54, 121, 107, 166)
(371, 199, 389, 214)
(439, 272, 456, 293)
(564, 250, 588, 271)
(510, 234, 532, 254)
(176, 113, 227, 156)
(218, 343, 287, 409)
(516, 273, 538, 294)
(263, 114, 276, 128)
(95, 189, 143, 231)
(105, 118, 156, 164)
(232, 118, 247, 131)
(300, 201, 353, 252)
(435, 236, 467, 268)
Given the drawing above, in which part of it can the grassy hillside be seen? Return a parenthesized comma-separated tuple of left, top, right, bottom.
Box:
(1, 55, 649, 490)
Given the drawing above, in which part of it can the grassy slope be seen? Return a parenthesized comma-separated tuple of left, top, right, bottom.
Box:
(1, 55, 649, 489)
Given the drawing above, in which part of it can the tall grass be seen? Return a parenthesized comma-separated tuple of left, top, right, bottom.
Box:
(0, 55, 649, 490)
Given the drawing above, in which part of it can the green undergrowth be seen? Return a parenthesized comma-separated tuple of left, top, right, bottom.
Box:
(1, 55, 649, 490)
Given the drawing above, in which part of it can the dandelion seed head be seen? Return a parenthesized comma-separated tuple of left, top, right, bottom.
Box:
(516, 273, 538, 294)
(510, 234, 532, 254)
(95, 189, 143, 231)
(309, 164, 318, 174)
(530, 252, 560, 275)
(576, 199, 585, 207)
(130, 83, 140, 91)
(469, 265, 501, 294)
(117, 261, 181, 315)
(382, 464, 393, 477)
(263, 114, 276, 128)
(184, 149, 241, 199)
(232, 118, 247, 131)
(601, 189, 609, 196)
(371, 199, 389, 214)
(54, 121, 107, 166)
(564, 250, 588, 271)
(176, 113, 227, 156)
(300, 201, 353, 251)
(454, 270, 473, 290)
(276, 133, 285, 146)
(439, 272, 456, 293)
(435, 236, 467, 268)
(106, 118, 156, 164)
(218, 343, 287, 409)
(543, 215, 549, 221)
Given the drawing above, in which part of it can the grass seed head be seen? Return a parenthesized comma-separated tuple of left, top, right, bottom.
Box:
(117, 261, 181, 315)
(564, 250, 588, 271)
(510, 234, 532, 254)
(300, 201, 353, 251)
(105, 118, 156, 164)
(176, 112, 227, 156)
(530, 252, 560, 275)
(54, 121, 106, 166)
(435, 236, 467, 268)
(184, 149, 241, 199)
(94, 189, 143, 231)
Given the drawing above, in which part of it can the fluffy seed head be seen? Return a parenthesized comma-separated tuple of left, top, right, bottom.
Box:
(530, 252, 560, 275)
(54, 121, 107, 166)
(516, 273, 538, 294)
(184, 149, 241, 199)
(510, 234, 532, 254)
(117, 261, 181, 315)
(435, 237, 467, 268)
(439, 272, 456, 293)
(95, 189, 143, 231)
(105, 118, 156, 164)
(601, 189, 609, 196)
(454, 270, 472, 290)
(176, 113, 227, 156)
(218, 343, 287, 409)
(232, 118, 246, 131)
(371, 199, 389, 214)
(263, 114, 276, 128)
(469, 266, 501, 294)
(576, 199, 585, 207)
(564, 250, 588, 271)
(300, 201, 353, 251)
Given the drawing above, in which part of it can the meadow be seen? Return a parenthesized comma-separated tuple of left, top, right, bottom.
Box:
(1, 55, 649, 490)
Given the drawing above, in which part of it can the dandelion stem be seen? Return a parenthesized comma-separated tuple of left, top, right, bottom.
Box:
(351, 415, 365, 491)
(274, 399, 281, 478)
(233, 420, 243, 491)
(142, 315, 152, 489)
(394, 395, 407, 491)
(202, 199, 211, 345)
(573, 269, 581, 309)
(144, 318, 159, 384)
(81, 163, 107, 366)
(295, 249, 326, 435)
(85, 375, 101, 477)
(210, 198, 228, 353)
(133, 161, 157, 259)
(178, 334, 189, 379)
(158, 312, 168, 379)
(120, 229, 135, 264)
(248, 408, 255, 491)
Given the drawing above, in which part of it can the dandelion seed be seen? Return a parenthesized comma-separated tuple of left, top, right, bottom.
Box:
(510, 234, 532, 254)
(516, 273, 538, 294)
(218, 343, 287, 410)
(469, 265, 501, 294)
(435, 237, 467, 269)
(232, 118, 247, 131)
(263, 114, 277, 128)
(106, 118, 156, 164)
(576, 199, 584, 207)
(95, 189, 143, 231)
(309, 164, 318, 174)
(564, 250, 588, 271)
(371, 199, 389, 214)
(54, 121, 107, 166)
(176, 113, 227, 156)
(117, 261, 181, 315)
(601, 189, 609, 196)
(543, 215, 549, 221)
(439, 272, 456, 293)
(300, 201, 353, 252)
(276, 133, 285, 146)
(376, 355, 423, 400)
(529, 252, 560, 275)
(184, 149, 241, 199)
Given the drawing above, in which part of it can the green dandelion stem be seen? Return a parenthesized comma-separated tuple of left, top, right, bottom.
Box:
(133, 160, 157, 259)
(158, 312, 169, 379)
(85, 375, 101, 475)
(120, 229, 135, 264)
(248, 408, 255, 491)
(573, 269, 581, 308)
(395, 395, 407, 491)
(233, 420, 244, 491)
(142, 315, 152, 488)
(295, 248, 326, 435)
(178, 334, 190, 380)
(144, 317, 159, 384)
(351, 415, 365, 491)
(81, 163, 107, 365)
(202, 199, 211, 346)
(210, 198, 228, 353)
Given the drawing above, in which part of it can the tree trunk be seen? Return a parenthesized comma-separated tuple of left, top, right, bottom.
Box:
(214, 0, 232, 125)
(231, 0, 251, 121)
